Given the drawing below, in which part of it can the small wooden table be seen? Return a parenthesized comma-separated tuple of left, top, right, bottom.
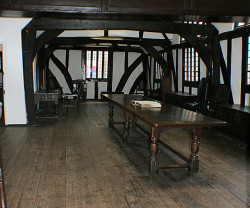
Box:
(103, 94, 226, 175)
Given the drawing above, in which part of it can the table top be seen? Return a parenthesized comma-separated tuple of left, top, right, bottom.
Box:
(103, 94, 227, 128)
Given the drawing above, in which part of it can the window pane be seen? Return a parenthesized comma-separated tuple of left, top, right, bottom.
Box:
(92, 51, 97, 78)
(85, 50, 109, 80)
(184, 48, 200, 83)
(86, 51, 91, 78)
(103, 51, 108, 79)
(98, 51, 103, 78)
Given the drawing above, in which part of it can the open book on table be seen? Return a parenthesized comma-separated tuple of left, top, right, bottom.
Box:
(130, 100, 162, 108)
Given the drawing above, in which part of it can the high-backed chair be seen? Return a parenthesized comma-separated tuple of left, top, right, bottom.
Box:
(212, 84, 230, 105)
(62, 83, 84, 116)
(183, 78, 209, 112)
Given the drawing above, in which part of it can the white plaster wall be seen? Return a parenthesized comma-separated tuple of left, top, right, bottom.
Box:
(112, 52, 143, 94)
(124, 53, 143, 93)
(0, 18, 32, 125)
(59, 30, 104, 37)
(68, 50, 83, 80)
(112, 52, 124, 92)
(214, 23, 244, 105)
(213, 23, 234, 33)
(49, 50, 72, 94)
(109, 30, 139, 38)
(231, 37, 242, 105)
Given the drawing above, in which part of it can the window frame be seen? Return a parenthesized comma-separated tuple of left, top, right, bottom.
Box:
(83, 49, 109, 81)
(182, 47, 200, 94)
(153, 53, 164, 90)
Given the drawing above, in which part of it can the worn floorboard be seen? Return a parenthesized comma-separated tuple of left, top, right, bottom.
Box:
(0, 102, 249, 208)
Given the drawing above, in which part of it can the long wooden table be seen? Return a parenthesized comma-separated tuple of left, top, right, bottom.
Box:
(103, 94, 227, 175)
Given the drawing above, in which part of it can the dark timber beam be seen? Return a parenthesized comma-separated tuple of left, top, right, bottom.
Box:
(162, 33, 178, 91)
(54, 45, 143, 53)
(26, 19, 217, 36)
(65, 49, 70, 71)
(50, 54, 73, 93)
(161, 33, 172, 46)
(181, 34, 211, 73)
(142, 55, 148, 95)
(139, 31, 144, 40)
(129, 72, 144, 94)
(211, 34, 221, 95)
(33, 29, 64, 58)
(227, 39, 234, 104)
(107, 51, 113, 92)
(115, 54, 146, 93)
(22, 28, 36, 125)
(48, 36, 167, 46)
(219, 25, 250, 41)
(219, 47, 230, 85)
(104, 29, 109, 37)
(142, 44, 169, 76)
(219, 45, 234, 104)
(36, 46, 45, 91)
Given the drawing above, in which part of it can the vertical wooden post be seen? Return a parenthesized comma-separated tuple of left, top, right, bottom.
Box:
(22, 29, 36, 125)
(95, 82, 98, 100)
(36, 46, 45, 91)
(107, 51, 113, 92)
(142, 55, 148, 96)
(65, 49, 70, 71)
(189, 127, 201, 174)
(211, 35, 221, 93)
(227, 38, 234, 104)
(150, 126, 160, 175)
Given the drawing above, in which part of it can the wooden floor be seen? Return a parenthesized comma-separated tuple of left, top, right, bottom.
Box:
(0, 102, 249, 208)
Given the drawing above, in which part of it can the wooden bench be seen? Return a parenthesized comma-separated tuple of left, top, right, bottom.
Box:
(212, 104, 250, 146)
(164, 92, 197, 108)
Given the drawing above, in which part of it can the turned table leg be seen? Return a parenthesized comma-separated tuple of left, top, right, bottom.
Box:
(150, 127, 160, 175)
(123, 111, 131, 140)
(109, 102, 114, 128)
(132, 116, 137, 129)
(189, 127, 201, 174)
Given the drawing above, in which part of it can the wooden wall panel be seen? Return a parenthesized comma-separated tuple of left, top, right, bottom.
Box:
(19, 0, 101, 7)
(0, 0, 12, 8)
(108, 0, 186, 14)
(191, 0, 250, 16)
(0, 0, 250, 20)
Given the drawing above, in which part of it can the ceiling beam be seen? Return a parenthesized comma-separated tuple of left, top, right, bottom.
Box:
(25, 19, 218, 36)
(48, 36, 168, 47)
(33, 29, 64, 58)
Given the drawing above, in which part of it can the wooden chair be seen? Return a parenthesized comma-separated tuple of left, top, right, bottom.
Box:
(62, 83, 84, 116)
(183, 78, 209, 112)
